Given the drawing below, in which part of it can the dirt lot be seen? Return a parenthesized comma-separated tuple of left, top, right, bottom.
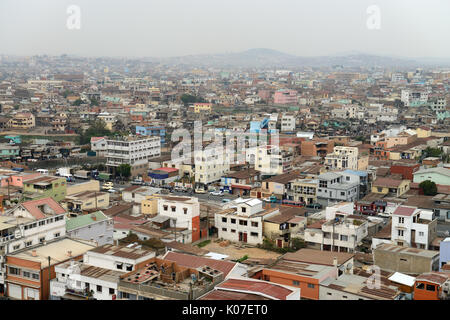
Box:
(201, 240, 281, 260)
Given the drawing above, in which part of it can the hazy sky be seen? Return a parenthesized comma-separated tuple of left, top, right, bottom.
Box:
(0, 0, 449, 58)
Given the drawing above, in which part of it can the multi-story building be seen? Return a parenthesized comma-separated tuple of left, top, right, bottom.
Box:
(135, 125, 166, 145)
(8, 113, 35, 129)
(0, 197, 67, 294)
(287, 178, 318, 204)
(274, 89, 298, 105)
(281, 114, 296, 132)
(194, 146, 230, 189)
(105, 135, 161, 177)
(214, 198, 279, 245)
(300, 139, 334, 158)
(324, 146, 359, 171)
(50, 244, 156, 300)
(193, 103, 212, 113)
(391, 206, 437, 250)
(304, 214, 368, 253)
(5, 238, 96, 300)
(157, 196, 201, 243)
(316, 172, 359, 206)
(64, 191, 110, 213)
(0, 144, 20, 160)
(401, 89, 428, 107)
(253, 145, 293, 176)
(90, 137, 108, 156)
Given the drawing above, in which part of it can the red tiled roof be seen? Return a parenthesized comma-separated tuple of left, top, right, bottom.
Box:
(163, 251, 236, 277)
(393, 206, 416, 217)
(217, 278, 293, 300)
(373, 177, 405, 188)
(21, 197, 66, 219)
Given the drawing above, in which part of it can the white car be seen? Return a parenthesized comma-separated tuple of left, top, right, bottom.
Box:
(108, 189, 117, 193)
(102, 182, 114, 190)
(210, 190, 224, 196)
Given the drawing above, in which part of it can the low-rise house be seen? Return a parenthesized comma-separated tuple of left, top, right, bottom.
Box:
(263, 207, 307, 248)
(373, 243, 440, 274)
(254, 249, 354, 300)
(413, 272, 450, 300)
(304, 214, 368, 253)
(66, 211, 114, 246)
(22, 175, 67, 202)
(413, 167, 450, 186)
(215, 198, 279, 245)
(64, 191, 110, 214)
(200, 277, 301, 300)
(371, 177, 410, 197)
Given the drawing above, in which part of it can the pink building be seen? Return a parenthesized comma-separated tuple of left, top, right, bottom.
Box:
(274, 89, 298, 105)
(0, 172, 42, 188)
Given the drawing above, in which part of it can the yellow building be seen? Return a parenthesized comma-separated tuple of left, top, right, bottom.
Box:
(290, 179, 318, 204)
(8, 113, 35, 129)
(141, 195, 160, 215)
(416, 126, 432, 138)
(193, 103, 212, 113)
(371, 178, 410, 197)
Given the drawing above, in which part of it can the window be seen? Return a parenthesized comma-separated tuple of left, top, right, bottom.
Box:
(415, 283, 424, 289)
(327, 292, 332, 296)
(25, 241, 33, 247)
(13, 244, 20, 250)
(343, 295, 348, 299)
(32, 273, 39, 280)
(250, 232, 258, 237)
(222, 228, 227, 232)
(230, 219, 236, 224)
(241, 207, 246, 213)
(109, 288, 115, 295)
(340, 192, 345, 196)
(23, 271, 31, 278)
(183, 208, 188, 215)
(398, 230, 404, 236)
(231, 229, 236, 233)
(126, 265, 132, 271)
(307, 283, 315, 289)
(426, 284, 435, 291)
(163, 205, 168, 211)
(171, 206, 176, 212)
(9, 267, 20, 275)
(54, 232, 60, 238)
(292, 280, 300, 286)
(251, 222, 258, 227)
(222, 217, 227, 223)
(419, 231, 424, 237)
(38, 221, 45, 226)
(97, 285, 102, 292)
(398, 217, 404, 224)
(239, 220, 247, 226)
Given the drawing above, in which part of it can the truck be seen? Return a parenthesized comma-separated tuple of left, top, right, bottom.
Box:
(74, 170, 90, 180)
(56, 167, 71, 177)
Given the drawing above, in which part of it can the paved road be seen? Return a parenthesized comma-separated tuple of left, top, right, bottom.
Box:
(170, 190, 239, 203)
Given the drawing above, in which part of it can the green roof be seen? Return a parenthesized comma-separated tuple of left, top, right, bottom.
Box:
(66, 211, 109, 231)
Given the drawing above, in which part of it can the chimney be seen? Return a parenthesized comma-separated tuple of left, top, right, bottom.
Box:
(31, 250, 37, 257)
(67, 250, 72, 257)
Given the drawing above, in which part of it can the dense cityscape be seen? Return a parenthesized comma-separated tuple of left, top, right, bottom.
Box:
(0, 1, 449, 308)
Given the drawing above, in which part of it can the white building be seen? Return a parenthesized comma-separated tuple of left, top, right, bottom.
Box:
(401, 89, 428, 107)
(106, 135, 161, 177)
(90, 137, 108, 156)
(317, 172, 359, 206)
(50, 244, 156, 300)
(214, 198, 279, 245)
(391, 206, 437, 250)
(194, 146, 230, 188)
(281, 114, 296, 132)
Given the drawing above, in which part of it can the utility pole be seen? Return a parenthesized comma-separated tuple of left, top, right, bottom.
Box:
(94, 191, 98, 211)
(48, 256, 51, 300)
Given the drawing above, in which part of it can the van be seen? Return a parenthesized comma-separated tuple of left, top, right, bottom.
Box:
(36, 169, 49, 175)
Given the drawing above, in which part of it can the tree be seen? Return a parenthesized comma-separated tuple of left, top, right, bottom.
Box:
(90, 98, 99, 106)
(180, 93, 205, 105)
(419, 180, 437, 196)
(78, 119, 112, 145)
(116, 164, 131, 179)
(423, 147, 442, 158)
(72, 98, 83, 106)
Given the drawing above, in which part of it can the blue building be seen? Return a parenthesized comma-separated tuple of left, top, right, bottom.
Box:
(440, 238, 450, 271)
(136, 126, 166, 145)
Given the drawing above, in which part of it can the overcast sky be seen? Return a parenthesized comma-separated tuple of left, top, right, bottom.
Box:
(0, 0, 449, 58)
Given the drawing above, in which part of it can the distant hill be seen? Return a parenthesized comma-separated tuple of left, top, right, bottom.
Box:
(150, 48, 448, 68)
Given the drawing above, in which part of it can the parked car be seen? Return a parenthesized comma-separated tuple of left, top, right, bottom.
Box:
(108, 189, 117, 193)
(210, 190, 224, 196)
(102, 182, 114, 190)
(306, 203, 322, 209)
(195, 188, 207, 194)
(362, 209, 376, 216)
(263, 195, 278, 203)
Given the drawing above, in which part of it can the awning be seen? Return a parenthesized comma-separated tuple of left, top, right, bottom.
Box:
(231, 184, 251, 190)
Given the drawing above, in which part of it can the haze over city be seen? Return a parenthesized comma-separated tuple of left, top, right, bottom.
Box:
(1, 0, 449, 59)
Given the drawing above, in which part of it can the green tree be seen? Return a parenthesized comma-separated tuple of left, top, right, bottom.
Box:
(78, 119, 112, 145)
(90, 98, 100, 106)
(419, 180, 437, 196)
(180, 94, 205, 105)
(116, 164, 131, 179)
(423, 147, 442, 158)
(72, 98, 83, 106)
